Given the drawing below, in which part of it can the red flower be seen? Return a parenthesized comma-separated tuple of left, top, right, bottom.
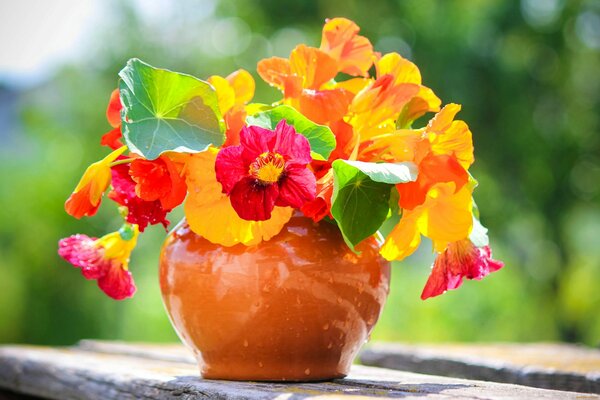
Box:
(129, 156, 187, 210)
(421, 240, 504, 300)
(58, 228, 138, 300)
(215, 120, 316, 221)
(109, 163, 170, 231)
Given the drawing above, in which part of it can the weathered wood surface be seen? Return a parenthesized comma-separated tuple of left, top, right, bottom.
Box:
(360, 342, 600, 395)
(1, 343, 599, 399)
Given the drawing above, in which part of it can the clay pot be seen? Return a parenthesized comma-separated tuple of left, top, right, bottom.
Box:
(159, 214, 391, 381)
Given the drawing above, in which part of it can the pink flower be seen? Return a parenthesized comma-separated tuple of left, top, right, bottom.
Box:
(58, 227, 139, 300)
(215, 120, 316, 221)
(421, 240, 504, 300)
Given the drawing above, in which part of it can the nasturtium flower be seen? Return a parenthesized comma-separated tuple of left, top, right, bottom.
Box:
(101, 89, 125, 150)
(58, 225, 139, 300)
(348, 52, 441, 140)
(208, 69, 255, 147)
(301, 168, 334, 222)
(129, 155, 187, 211)
(258, 45, 353, 125)
(421, 240, 504, 300)
(184, 148, 293, 246)
(109, 163, 169, 232)
(65, 146, 127, 218)
(320, 17, 375, 77)
(215, 120, 316, 221)
(381, 181, 474, 261)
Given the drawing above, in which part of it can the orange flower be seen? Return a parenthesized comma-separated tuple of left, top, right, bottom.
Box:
(258, 45, 353, 125)
(65, 146, 127, 218)
(380, 181, 474, 261)
(129, 155, 187, 211)
(208, 69, 255, 147)
(348, 52, 441, 140)
(320, 17, 375, 77)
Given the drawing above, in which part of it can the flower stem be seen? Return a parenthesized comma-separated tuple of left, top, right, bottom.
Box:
(110, 158, 136, 167)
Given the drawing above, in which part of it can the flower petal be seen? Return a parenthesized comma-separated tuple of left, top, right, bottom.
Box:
(276, 166, 317, 209)
(289, 45, 338, 90)
(271, 120, 312, 165)
(229, 177, 279, 221)
(106, 89, 121, 128)
(215, 145, 247, 194)
(240, 125, 276, 161)
(320, 17, 374, 77)
(58, 234, 107, 279)
(97, 263, 136, 300)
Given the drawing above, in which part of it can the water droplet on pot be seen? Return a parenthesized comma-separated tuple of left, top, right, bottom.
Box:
(243, 339, 249, 347)
(328, 276, 334, 284)
(258, 361, 264, 368)
(296, 296, 301, 304)
(357, 302, 362, 307)
(304, 368, 311, 375)
(337, 297, 342, 304)
(327, 342, 333, 349)
(322, 323, 329, 331)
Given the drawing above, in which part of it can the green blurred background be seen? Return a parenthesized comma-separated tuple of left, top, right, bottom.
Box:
(1, 0, 599, 347)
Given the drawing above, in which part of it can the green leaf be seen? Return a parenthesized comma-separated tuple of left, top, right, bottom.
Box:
(119, 58, 225, 160)
(337, 160, 418, 184)
(246, 105, 336, 161)
(331, 159, 393, 250)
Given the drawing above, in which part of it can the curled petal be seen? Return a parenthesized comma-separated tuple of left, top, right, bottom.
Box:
(100, 127, 124, 150)
(97, 263, 136, 300)
(229, 177, 279, 221)
(257, 57, 303, 97)
(129, 156, 187, 210)
(301, 168, 334, 222)
(227, 69, 255, 105)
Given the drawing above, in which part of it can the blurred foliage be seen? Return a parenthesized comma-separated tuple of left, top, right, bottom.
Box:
(1, 0, 599, 346)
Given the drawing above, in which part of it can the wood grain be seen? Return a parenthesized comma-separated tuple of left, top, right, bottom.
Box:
(360, 342, 600, 394)
(0, 343, 598, 399)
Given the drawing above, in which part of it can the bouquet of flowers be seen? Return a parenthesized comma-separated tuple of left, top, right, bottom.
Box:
(58, 18, 503, 301)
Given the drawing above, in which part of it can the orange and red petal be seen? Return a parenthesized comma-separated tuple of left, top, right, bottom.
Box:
(298, 88, 353, 125)
(320, 18, 374, 77)
(230, 177, 279, 221)
(300, 168, 334, 222)
(106, 89, 121, 128)
(257, 57, 303, 97)
(100, 127, 124, 150)
(290, 45, 338, 90)
(65, 186, 101, 219)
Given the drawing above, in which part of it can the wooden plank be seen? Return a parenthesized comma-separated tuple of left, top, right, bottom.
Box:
(1, 344, 598, 399)
(360, 342, 600, 394)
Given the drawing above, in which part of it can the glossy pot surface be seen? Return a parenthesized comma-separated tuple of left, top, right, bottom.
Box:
(159, 215, 391, 381)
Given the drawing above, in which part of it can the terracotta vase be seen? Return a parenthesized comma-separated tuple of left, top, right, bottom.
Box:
(159, 214, 391, 381)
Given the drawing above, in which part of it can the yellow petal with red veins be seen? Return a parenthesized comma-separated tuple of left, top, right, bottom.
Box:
(360, 129, 423, 163)
(290, 45, 338, 90)
(427, 104, 474, 169)
(330, 77, 371, 94)
(184, 149, 293, 246)
(320, 18, 374, 77)
(376, 52, 421, 85)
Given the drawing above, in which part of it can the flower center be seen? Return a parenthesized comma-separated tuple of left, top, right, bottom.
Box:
(249, 152, 285, 185)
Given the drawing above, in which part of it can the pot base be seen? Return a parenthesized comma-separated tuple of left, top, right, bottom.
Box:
(160, 215, 391, 381)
